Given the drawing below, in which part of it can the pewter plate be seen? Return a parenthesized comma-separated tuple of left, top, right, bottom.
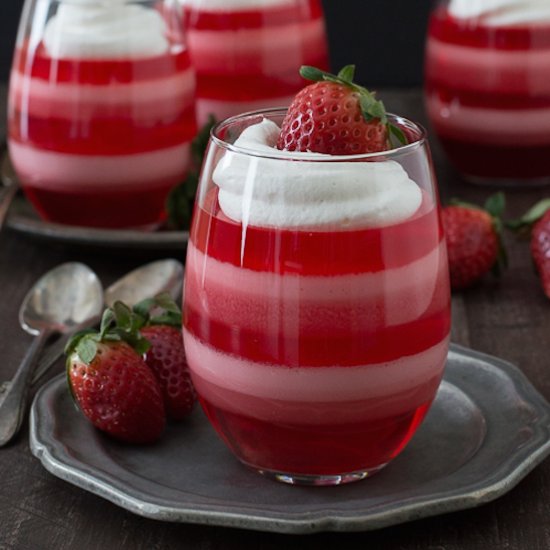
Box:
(29, 344, 550, 534)
(1, 151, 188, 251)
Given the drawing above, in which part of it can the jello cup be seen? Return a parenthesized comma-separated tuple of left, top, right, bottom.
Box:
(182, 0, 329, 125)
(8, 0, 197, 229)
(183, 108, 451, 485)
(425, 0, 550, 185)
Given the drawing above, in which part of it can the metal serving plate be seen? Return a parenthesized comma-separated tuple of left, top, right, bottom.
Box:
(29, 344, 550, 534)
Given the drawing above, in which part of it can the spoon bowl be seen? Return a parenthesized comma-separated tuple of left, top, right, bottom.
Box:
(104, 258, 183, 307)
(19, 262, 104, 335)
(0, 262, 103, 446)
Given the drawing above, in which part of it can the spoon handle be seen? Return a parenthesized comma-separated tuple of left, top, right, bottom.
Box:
(31, 334, 70, 385)
(0, 182, 19, 232)
(0, 329, 51, 447)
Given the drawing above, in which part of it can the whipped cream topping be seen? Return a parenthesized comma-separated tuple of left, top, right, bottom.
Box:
(213, 119, 422, 230)
(43, 1, 169, 59)
(182, 0, 293, 11)
(448, 0, 550, 25)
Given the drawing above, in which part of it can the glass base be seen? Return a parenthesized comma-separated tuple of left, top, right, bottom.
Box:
(255, 463, 388, 486)
(462, 173, 550, 188)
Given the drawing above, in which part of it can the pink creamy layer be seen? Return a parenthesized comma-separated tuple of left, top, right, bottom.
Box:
(195, 94, 296, 125)
(185, 240, 447, 334)
(426, 38, 550, 95)
(184, 331, 449, 425)
(9, 68, 196, 120)
(9, 141, 191, 191)
(187, 19, 325, 74)
(426, 94, 550, 145)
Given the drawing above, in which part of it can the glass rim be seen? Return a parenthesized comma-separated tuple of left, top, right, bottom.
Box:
(210, 107, 428, 162)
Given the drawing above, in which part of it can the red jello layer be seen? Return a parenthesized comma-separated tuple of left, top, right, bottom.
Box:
(185, 305, 450, 367)
(22, 179, 175, 228)
(200, 396, 432, 475)
(428, 6, 550, 49)
(184, 0, 323, 31)
(191, 190, 443, 275)
(9, 107, 196, 156)
(435, 137, 550, 179)
(12, 43, 192, 84)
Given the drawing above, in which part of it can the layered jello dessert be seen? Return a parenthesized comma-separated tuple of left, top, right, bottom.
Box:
(183, 90, 450, 483)
(8, 0, 196, 228)
(425, 0, 550, 184)
(182, 0, 328, 125)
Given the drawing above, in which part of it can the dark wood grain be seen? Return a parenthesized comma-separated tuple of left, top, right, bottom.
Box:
(1, 86, 549, 550)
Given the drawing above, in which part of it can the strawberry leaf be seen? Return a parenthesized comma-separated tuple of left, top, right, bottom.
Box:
(507, 198, 550, 231)
(484, 192, 506, 219)
(299, 65, 331, 82)
(133, 292, 182, 328)
(113, 301, 133, 331)
(75, 336, 98, 366)
(337, 65, 355, 83)
(388, 123, 407, 147)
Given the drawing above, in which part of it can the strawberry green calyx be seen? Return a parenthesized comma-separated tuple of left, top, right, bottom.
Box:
(450, 192, 508, 276)
(299, 64, 407, 147)
(65, 302, 151, 366)
(506, 198, 550, 234)
(133, 292, 182, 329)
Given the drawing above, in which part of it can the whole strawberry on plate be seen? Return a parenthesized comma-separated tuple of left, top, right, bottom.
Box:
(442, 193, 507, 290)
(133, 293, 196, 421)
(277, 64, 406, 154)
(66, 303, 165, 444)
(508, 198, 550, 299)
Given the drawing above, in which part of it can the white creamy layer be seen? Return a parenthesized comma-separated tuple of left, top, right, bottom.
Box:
(449, 0, 550, 25)
(184, 331, 448, 404)
(213, 119, 422, 229)
(43, 1, 169, 59)
(182, 0, 294, 11)
(9, 141, 191, 190)
(185, 239, 446, 331)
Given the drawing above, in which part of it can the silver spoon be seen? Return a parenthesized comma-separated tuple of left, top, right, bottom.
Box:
(0, 263, 103, 447)
(0, 154, 19, 231)
(31, 258, 184, 385)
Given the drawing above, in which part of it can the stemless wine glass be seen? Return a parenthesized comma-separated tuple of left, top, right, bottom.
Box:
(425, 0, 550, 185)
(183, 108, 451, 486)
(8, 0, 196, 229)
(182, 0, 329, 125)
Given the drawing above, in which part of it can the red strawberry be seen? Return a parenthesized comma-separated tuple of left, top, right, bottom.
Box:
(442, 193, 507, 290)
(134, 293, 196, 421)
(66, 304, 165, 444)
(508, 198, 550, 298)
(277, 65, 406, 154)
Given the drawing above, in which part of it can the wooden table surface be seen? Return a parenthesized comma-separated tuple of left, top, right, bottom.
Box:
(1, 86, 549, 550)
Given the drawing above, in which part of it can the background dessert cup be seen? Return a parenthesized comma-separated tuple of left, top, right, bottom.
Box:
(183, 108, 451, 485)
(182, 0, 329, 125)
(425, 0, 550, 186)
(8, 0, 197, 229)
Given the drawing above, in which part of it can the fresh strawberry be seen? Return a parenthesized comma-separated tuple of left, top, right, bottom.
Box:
(66, 303, 165, 444)
(508, 198, 550, 298)
(134, 293, 196, 421)
(442, 193, 507, 290)
(277, 65, 406, 154)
